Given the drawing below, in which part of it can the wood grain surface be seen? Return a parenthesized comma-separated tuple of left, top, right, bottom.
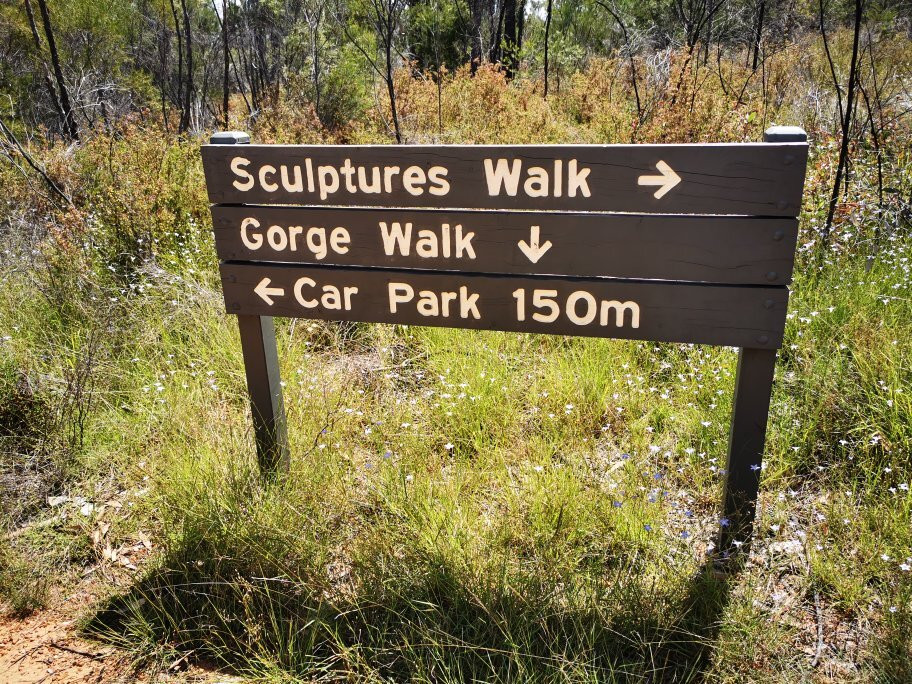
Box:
(202, 143, 808, 215)
(219, 262, 789, 348)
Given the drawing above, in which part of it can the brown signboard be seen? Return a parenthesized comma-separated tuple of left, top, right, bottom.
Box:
(201, 142, 808, 216)
(212, 206, 798, 285)
(202, 127, 809, 559)
(220, 263, 789, 348)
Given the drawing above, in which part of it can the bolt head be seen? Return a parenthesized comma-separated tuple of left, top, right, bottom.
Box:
(757, 335, 770, 345)
(773, 230, 784, 241)
(766, 271, 778, 282)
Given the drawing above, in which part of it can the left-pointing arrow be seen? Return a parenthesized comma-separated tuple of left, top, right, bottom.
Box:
(254, 277, 285, 306)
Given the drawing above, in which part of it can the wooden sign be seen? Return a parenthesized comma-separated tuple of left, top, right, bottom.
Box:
(202, 127, 809, 561)
(212, 206, 798, 285)
(202, 142, 808, 215)
(220, 263, 788, 348)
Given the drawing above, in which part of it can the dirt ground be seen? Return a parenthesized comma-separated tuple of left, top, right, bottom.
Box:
(0, 593, 236, 684)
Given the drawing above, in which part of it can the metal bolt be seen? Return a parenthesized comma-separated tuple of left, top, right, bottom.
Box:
(757, 335, 769, 345)
(783, 154, 794, 166)
(227, 274, 237, 283)
(773, 230, 784, 241)
(776, 200, 788, 210)
(764, 299, 774, 309)
(766, 271, 778, 282)
(230, 302, 240, 311)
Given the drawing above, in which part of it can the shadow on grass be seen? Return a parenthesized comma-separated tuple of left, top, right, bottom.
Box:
(85, 550, 736, 683)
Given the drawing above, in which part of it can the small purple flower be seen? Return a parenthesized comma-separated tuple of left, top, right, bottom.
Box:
(621, 453, 630, 460)
(644, 523, 652, 532)
(720, 517, 730, 528)
(750, 464, 761, 471)
(612, 501, 623, 508)
(680, 531, 690, 539)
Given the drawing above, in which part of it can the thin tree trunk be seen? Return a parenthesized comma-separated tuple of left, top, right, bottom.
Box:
(595, 1, 642, 124)
(490, 0, 505, 64)
(503, 0, 518, 77)
(752, 0, 766, 71)
(819, 0, 844, 127)
(821, 0, 863, 249)
(469, 0, 484, 74)
(169, 0, 184, 123)
(179, 0, 194, 132)
(223, 0, 230, 128)
(22, 0, 64, 127)
(516, 0, 526, 54)
(543, 0, 552, 97)
(34, 0, 77, 141)
(385, 23, 401, 142)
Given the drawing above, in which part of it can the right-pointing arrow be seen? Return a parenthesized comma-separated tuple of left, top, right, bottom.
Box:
(254, 277, 285, 306)
(518, 225, 553, 264)
(638, 160, 682, 199)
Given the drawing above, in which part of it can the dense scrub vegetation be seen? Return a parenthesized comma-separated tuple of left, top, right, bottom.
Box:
(1, 0, 912, 681)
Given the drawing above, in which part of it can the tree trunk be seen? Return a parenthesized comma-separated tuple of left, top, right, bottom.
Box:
(489, 0, 505, 64)
(22, 0, 64, 127)
(821, 0, 863, 249)
(502, 0, 517, 77)
(543, 0, 552, 97)
(169, 0, 184, 123)
(516, 0, 526, 54)
(469, 0, 484, 74)
(223, 0, 230, 128)
(385, 22, 401, 142)
(752, 0, 766, 71)
(179, 0, 194, 133)
(34, 0, 78, 141)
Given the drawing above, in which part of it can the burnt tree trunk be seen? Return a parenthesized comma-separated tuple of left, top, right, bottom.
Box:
(469, 0, 485, 74)
(502, 0, 517, 77)
(543, 0, 552, 97)
(223, 0, 230, 128)
(22, 0, 64, 127)
(752, 0, 766, 71)
(821, 0, 863, 248)
(34, 0, 77, 141)
(179, 0, 194, 132)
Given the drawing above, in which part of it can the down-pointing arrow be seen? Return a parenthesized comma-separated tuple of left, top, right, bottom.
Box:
(254, 277, 285, 306)
(638, 160, 682, 199)
(517, 225, 552, 264)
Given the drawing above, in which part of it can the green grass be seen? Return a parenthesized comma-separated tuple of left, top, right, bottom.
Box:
(1, 214, 909, 680)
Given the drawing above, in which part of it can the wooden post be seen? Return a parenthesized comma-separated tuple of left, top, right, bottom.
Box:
(211, 131, 290, 478)
(718, 125, 806, 558)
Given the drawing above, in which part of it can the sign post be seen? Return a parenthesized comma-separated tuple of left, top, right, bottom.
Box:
(718, 125, 808, 557)
(203, 127, 808, 554)
(211, 132, 289, 478)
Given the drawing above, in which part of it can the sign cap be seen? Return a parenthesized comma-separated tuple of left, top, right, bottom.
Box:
(209, 131, 250, 145)
(764, 126, 807, 143)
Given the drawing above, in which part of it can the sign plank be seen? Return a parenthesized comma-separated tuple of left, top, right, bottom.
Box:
(201, 143, 808, 216)
(211, 206, 798, 285)
(219, 263, 789, 348)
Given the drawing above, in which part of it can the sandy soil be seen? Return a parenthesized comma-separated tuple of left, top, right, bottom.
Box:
(0, 592, 237, 684)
